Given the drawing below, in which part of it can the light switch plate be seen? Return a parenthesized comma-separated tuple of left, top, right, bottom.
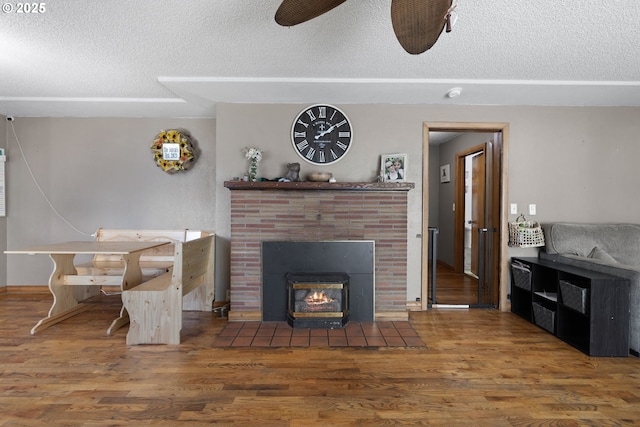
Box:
(510, 203, 518, 214)
(529, 204, 537, 215)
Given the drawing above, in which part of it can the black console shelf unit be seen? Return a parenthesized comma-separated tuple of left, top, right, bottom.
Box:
(510, 257, 630, 357)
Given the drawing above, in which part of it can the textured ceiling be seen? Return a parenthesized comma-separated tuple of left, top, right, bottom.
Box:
(1, 0, 639, 118)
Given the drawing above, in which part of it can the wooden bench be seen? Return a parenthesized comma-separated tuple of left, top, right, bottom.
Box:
(122, 234, 215, 345)
(75, 228, 210, 281)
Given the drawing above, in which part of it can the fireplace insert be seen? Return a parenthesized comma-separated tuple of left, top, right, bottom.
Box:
(262, 241, 374, 322)
(286, 272, 349, 329)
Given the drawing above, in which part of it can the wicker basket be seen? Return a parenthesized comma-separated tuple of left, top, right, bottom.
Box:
(508, 214, 545, 248)
(532, 302, 555, 333)
(511, 262, 532, 291)
(559, 280, 589, 314)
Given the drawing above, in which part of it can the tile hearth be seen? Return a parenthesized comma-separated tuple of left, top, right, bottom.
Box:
(212, 321, 426, 348)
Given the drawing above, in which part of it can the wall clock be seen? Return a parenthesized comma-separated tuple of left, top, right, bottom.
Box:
(290, 104, 353, 165)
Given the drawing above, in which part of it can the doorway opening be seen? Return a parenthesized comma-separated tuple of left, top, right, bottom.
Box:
(422, 122, 509, 311)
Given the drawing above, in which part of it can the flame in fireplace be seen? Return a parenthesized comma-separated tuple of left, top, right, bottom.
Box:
(305, 291, 334, 305)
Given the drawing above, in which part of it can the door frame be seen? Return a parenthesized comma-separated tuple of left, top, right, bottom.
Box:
(421, 122, 510, 311)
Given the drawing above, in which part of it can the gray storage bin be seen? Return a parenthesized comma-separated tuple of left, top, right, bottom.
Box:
(511, 263, 532, 291)
(559, 280, 589, 314)
(532, 302, 555, 333)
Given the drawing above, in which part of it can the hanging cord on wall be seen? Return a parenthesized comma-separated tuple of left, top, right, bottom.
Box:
(8, 120, 94, 237)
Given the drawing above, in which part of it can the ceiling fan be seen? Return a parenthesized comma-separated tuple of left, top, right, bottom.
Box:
(275, 0, 458, 55)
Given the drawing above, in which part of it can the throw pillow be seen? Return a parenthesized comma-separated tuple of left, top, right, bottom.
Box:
(588, 246, 618, 263)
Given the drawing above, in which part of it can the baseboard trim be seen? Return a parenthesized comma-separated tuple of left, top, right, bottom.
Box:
(406, 301, 422, 311)
(5, 286, 50, 294)
(228, 310, 261, 322)
(436, 260, 454, 271)
(374, 311, 409, 321)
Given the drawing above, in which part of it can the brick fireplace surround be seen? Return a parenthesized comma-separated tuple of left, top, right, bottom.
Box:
(225, 181, 414, 322)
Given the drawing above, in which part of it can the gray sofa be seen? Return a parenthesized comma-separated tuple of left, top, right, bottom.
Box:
(539, 223, 640, 355)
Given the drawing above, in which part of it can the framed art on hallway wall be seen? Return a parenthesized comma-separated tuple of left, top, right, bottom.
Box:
(440, 164, 451, 183)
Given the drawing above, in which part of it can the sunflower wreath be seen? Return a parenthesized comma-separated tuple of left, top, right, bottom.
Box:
(150, 129, 199, 174)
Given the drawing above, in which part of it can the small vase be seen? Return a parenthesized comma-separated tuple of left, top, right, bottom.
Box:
(248, 158, 258, 182)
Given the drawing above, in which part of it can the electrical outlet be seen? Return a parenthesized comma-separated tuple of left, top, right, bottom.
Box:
(510, 203, 518, 215)
(529, 204, 537, 215)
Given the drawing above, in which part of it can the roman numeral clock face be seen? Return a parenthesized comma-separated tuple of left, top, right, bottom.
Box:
(291, 104, 353, 165)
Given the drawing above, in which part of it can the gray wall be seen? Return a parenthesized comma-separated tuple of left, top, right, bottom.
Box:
(427, 143, 440, 229)
(216, 104, 640, 301)
(3, 104, 640, 305)
(4, 118, 219, 292)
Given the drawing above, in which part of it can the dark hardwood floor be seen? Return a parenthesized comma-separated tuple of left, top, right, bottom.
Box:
(1, 292, 640, 426)
(430, 263, 480, 306)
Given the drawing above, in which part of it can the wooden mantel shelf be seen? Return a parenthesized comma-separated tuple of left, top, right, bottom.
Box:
(224, 181, 415, 191)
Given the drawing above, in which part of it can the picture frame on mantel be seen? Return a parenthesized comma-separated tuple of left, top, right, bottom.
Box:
(440, 164, 451, 183)
(381, 153, 407, 182)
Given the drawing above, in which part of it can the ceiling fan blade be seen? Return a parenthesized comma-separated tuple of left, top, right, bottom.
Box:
(275, 0, 348, 26)
(391, 0, 452, 55)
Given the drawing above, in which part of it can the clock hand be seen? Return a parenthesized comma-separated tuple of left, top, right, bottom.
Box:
(315, 124, 337, 139)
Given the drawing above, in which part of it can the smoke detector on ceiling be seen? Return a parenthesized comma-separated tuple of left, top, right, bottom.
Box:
(446, 87, 463, 98)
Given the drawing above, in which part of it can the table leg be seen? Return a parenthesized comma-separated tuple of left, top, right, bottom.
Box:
(31, 253, 99, 335)
(107, 252, 143, 335)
